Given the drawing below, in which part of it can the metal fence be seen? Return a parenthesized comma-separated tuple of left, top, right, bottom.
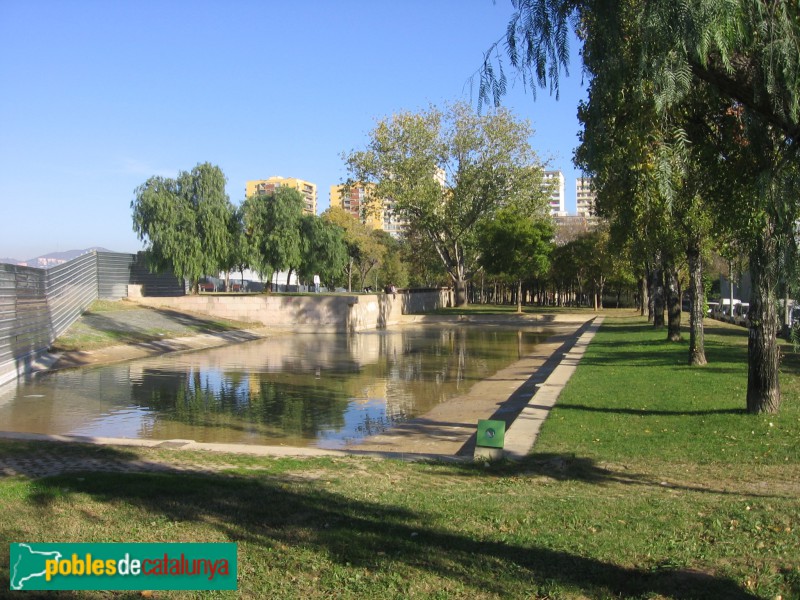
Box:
(97, 251, 136, 299)
(0, 250, 182, 386)
(0, 264, 49, 381)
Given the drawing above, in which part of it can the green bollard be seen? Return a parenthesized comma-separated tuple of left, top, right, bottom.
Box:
(474, 419, 505, 461)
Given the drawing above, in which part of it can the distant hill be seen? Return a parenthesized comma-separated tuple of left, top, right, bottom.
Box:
(1, 247, 114, 268)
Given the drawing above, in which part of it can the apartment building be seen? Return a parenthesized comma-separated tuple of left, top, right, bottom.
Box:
(245, 177, 317, 215)
(329, 183, 406, 238)
(576, 176, 596, 217)
(542, 170, 566, 216)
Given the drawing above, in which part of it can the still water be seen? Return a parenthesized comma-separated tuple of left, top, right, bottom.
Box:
(0, 324, 551, 449)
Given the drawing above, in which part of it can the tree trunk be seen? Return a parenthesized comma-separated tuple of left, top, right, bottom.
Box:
(666, 265, 682, 341)
(347, 257, 353, 293)
(454, 279, 468, 307)
(747, 233, 781, 413)
(687, 241, 707, 365)
(598, 276, 605, 310)
(650, 263, 665, 328)
(639, 274, 648, 317)
(516, 279, 522, 313)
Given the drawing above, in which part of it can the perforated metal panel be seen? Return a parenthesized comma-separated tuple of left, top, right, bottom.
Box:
(0, 250, 187, 384)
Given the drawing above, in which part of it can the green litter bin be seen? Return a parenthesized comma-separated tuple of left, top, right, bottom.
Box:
(476, 419, 505, 449)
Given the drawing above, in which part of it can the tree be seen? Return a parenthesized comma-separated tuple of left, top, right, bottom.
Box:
(298, 216, 348, 291)
(322, 206, 387, 292)
(401, 226, 449, 288)
(220, 205, 249, 291)
(242, 187, 304, 289)
(377, 234, 410, 291)
(480, 1, 800, 144)
(131, 162, 234, 293)
(345, 101, 549, 306)
(481, 0, 800, 411)
(478, 209, 553, 313)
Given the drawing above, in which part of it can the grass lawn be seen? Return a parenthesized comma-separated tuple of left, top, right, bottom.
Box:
(1, 313, 798, 598)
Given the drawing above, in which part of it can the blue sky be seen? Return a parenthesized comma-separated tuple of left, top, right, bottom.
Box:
(0, 0, 588, 261)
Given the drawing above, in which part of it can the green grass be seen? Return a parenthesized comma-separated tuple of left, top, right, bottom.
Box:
(538, 316, 797, 466)
(2, 315, 799, 598)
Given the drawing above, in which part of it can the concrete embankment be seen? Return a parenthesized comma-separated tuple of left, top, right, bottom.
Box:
(128, 288, 452, 332)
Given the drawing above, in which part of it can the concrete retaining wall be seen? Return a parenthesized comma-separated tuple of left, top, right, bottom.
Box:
(131, 289, 453, 332)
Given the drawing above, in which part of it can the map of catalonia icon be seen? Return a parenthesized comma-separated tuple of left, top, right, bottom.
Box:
(10, 543, 63, 590)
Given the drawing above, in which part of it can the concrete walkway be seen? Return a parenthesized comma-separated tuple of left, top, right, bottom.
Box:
(503, 316, 604, 459)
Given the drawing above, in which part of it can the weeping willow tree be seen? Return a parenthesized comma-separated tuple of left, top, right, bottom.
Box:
(480, 0, 800, 413)
(131, 163, 235, 293)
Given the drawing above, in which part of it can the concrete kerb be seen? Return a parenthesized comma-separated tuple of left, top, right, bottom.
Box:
(502, 316, 605, 460)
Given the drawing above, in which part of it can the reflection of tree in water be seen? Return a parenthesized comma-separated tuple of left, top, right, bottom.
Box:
(391, 326, 547, 384)
(377, 327, 551, 416)
(127, 326, 552, 444)
(131, 368, 354, 439)
(354, 410, 397, 437)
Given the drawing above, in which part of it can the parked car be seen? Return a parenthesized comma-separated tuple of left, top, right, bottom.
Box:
(706, 301, 719, 317)
(716, 298, 741, 322)
(711, 299, 731, 320)
(733, 302, 750, 327)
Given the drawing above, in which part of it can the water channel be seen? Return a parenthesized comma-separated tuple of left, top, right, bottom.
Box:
(0, 324, 552, 449)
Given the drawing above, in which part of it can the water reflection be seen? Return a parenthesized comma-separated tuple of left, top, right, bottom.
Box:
(0, 325, 550, 448)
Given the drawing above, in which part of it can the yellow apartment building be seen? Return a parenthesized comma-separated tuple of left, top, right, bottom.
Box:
(329, 183, 405, 238)
(245, 177, 317, 215)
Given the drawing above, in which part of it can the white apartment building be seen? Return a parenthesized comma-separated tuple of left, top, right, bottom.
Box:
(542, 170, 566, 216)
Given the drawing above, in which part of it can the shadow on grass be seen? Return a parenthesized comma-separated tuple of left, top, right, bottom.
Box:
(27, 468, 760, 600)
(441, 452, 791, 499)
(579, 324, 748, 370)
(555, 402, 746, 417)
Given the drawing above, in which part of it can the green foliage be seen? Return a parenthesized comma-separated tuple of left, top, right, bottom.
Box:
(242, 187, 305, 283)
(476, 0, 572, 109)
(401, 227, 449, 288)
(478, 209, 553, 282)
(131, 163, 234, 291)
(345, 101, 549, 304)
(220, 205, 249, 281)
(484, 1, 800, 142)
(298, 216, 348, 289)
(322, 207, 388, 292)
(377, 248, 409, 290)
